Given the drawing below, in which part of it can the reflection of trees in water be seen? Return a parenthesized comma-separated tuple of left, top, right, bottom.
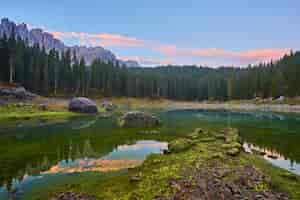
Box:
(82, 139, 95, 156)
(213, 111, 300, 163)
(242, 132, 300, 163)
(245, 142, 299, 172)
(67, 139, 95, 159)
(1, 138, 99, 191)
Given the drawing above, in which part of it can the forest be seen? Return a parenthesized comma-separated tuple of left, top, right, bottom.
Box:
(1, 33, 300, 101)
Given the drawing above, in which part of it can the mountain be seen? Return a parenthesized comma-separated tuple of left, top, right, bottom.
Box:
(0, 18, 139, 67)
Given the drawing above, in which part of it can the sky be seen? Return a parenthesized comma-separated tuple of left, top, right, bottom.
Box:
(1, 0, 300, 66)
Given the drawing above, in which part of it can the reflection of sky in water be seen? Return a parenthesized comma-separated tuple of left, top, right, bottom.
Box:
(243, 143, 300, 175)
(0, 140, 167, 199)
(103, 140, 168, 160)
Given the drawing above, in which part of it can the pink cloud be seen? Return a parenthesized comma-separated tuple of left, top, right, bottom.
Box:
(154, 45, 290, 64)
(51, 31, 144, 48)
(238, 49, 290, 62)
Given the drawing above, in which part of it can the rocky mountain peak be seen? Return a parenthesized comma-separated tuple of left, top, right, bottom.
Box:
(0, 18, 139, 67)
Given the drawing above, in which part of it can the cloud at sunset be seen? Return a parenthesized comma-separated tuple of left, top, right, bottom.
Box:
(51, 31, 145, 48)
(50, 30, 291, 66)
(153, 45, 291, 64)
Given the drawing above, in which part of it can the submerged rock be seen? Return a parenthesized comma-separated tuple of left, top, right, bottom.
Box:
(69, 97, 98, 114)
(119, 111, 161, 128)
(54, 191, 96, 200)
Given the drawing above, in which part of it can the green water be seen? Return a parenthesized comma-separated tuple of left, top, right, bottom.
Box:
(0, 109, 300, 199)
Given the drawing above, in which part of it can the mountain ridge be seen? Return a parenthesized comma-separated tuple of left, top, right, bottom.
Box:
(0, 17, 139, 67)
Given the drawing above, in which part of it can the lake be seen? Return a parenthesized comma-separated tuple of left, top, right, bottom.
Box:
(0, 109, 300, 199)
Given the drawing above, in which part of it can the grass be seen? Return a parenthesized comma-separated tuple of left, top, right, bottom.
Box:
(0, 103, 81, 127)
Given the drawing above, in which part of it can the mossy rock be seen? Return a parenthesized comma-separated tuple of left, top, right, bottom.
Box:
(194, 128, 203, 134)
(227, 148, 240, 156)
(215, 134, 226, 140)
(187, 128, 206, 139)
(222, 142, 242, 149)
(119, 111, 161, 128)
(129, 192, 142, 200)
(211, 152, 225, 159)
(187, 132, 200, 139)
(130, 172, 143, 182)
(231, 134, 240, 142)
(168, 138, 193, 153)
(199, 137, 216, 143)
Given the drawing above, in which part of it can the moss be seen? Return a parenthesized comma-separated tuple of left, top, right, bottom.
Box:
(211, 152, 225, 159)
(253, 182, 269, 192)
(168, 138, 193, 153)
(215, 134, 226, 140)
(194, 128, 203, 134)
(280, 172, 299, 181)
(0, 103, 81, 122)
(187, 132, 200, 140)
(227, 148, 240, 156)
(198, 137, 216, 143)
(222, 142, 242, 149)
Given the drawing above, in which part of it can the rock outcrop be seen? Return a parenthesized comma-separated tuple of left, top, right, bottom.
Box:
(0, 18, 139, 67)
(119, 111, 161, 128)
(69, 97, 98, 114)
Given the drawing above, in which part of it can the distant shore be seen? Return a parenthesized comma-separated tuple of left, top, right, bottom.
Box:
(168, 102, 300, 114)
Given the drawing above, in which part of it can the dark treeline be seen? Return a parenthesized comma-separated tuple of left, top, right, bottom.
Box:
(1, 33, 300, 101)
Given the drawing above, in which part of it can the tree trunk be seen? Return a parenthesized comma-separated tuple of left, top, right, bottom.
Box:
(9, 59, 14, 83)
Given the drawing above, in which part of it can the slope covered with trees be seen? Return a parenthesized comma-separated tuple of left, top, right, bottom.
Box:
(1, 33, 300, 101)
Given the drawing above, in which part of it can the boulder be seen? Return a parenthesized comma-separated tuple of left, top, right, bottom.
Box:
(275, 96, 285, 102)
(0, 86, 37, 100)
(69, 97, 98, 114)
(0, 99, 6, 106)
(101, 101, 114, 111)
(119, 111, 161, 128)
(39, 104, 48, 111)
(14, 87, 26, 99)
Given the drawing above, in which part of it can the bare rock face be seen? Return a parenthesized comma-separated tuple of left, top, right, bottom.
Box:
(69, 97, 98, 114)
(0, 18, 139, 66)
(119, 111, 161, 128)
